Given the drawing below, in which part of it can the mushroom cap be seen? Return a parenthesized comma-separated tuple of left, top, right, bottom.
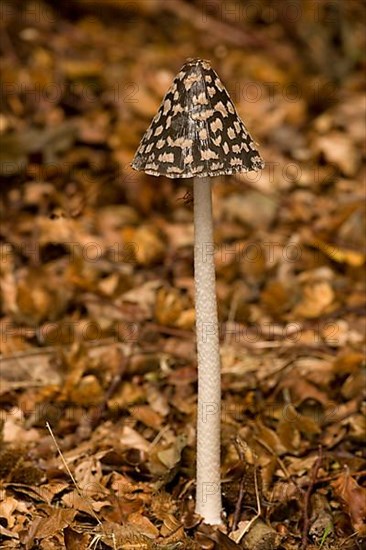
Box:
(132, 58, 265, 179)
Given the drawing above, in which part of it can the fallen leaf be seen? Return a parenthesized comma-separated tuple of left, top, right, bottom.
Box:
(63, 526, 90, 550)
(315, 132, 360, 176)
(332, 468, 366, 535)
(26, 507, 76, 540)
(223, 191, 278, 229)
(293, 280, 335, 318)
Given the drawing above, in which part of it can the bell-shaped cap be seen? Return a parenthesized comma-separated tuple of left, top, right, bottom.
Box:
(132, 58, 264, 179)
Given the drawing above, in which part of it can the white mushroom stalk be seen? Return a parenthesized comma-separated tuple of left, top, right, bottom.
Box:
(132, 58, 264, 525)
(193, 176, 222, 524)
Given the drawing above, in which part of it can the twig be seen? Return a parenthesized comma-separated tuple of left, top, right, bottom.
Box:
(177, 190, 193, 206)
(300, 446, 323, 550)
(0, 337, 118, 362)
(147, 425, 170, 453)
(313, 468, 366, 485)
(46, 422, 103, 528)
(338, 532, 360, 549)
(165, 0, 265, 49)
(232, 437, 247, 531)
(254, 436, 292, 482)
(237, 461, 262, 543)
(231, 437, 262, 542)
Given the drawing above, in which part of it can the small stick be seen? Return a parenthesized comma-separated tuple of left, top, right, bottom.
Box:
(237, 462, 261, 543)
(46, 422, 103, 528)
(254, 436, 293, 481)
(300, 446, 323, 550)
(232, 437, 247, 531)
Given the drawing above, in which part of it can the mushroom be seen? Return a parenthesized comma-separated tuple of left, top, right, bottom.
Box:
(132, 58, 264, 525)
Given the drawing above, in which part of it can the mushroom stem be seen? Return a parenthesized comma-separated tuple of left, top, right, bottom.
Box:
(193, 176, 222, 525)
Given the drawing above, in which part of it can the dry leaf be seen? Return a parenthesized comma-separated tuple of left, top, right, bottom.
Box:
(332, 468, 366, 535)
(315, 132, 360, 176)
(63, 526, 90, 550)
(293, 280, 334, 318)
(69, 375, 104, 406)
(23, 508, 76, 540)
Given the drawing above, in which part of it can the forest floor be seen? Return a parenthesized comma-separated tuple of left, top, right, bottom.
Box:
(0, 1, 365, 549)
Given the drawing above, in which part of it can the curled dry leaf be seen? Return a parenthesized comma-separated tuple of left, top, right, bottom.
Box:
(332, 468, 366, 535)
(63, 526, 90, 550)
(68, 374, 104, 407)
(155, 286, 185, 326)
(22, 507, 76, 541)
(222, 191, 278, 230)
(126, 511, 159, 538)
(129, 404, 163, 430)
(0, 496, 20, 529)
(314, 132, 360, 176)
(292, 280, 335, 318)
(121, 225, 166, 266)
(108, 380, 145, 411)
